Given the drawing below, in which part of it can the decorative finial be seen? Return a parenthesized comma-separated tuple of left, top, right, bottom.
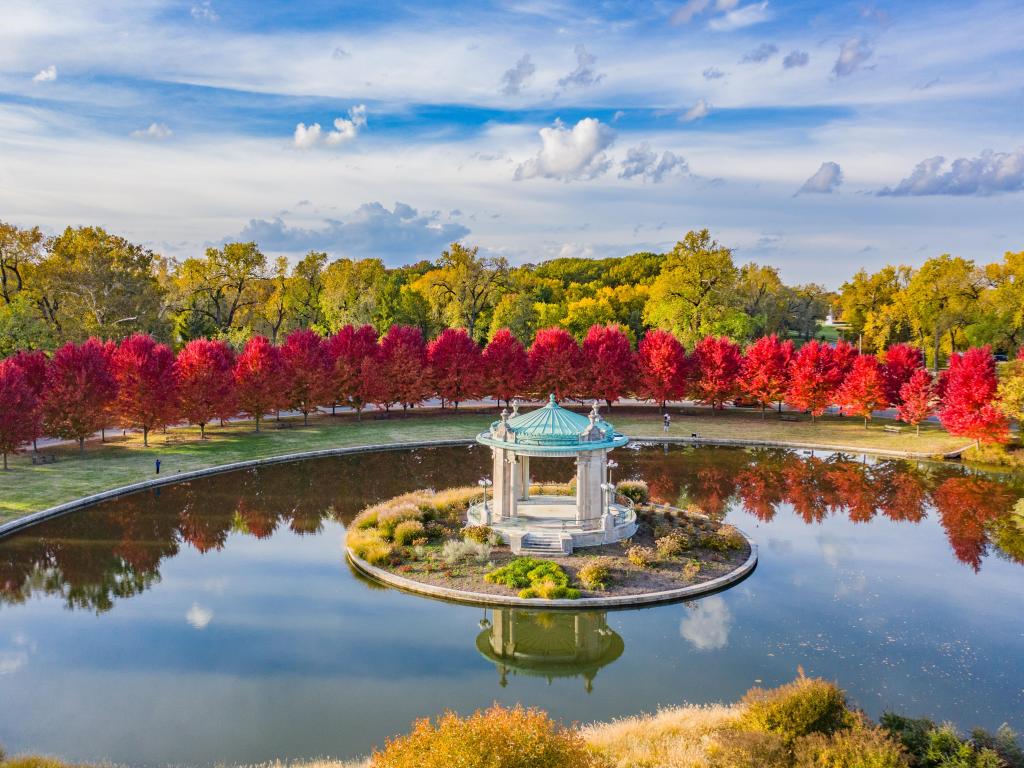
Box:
(548, 393, 556, 405)
(590, 400, 601, 418)
(500, 407, 510, 425)
(511, 399, 520, 416)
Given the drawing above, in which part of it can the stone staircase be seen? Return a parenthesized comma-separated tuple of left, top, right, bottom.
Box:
(518, 530, 569, 556)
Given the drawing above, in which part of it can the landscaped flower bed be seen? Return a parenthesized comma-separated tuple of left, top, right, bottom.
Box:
(345, 483, 752, 600)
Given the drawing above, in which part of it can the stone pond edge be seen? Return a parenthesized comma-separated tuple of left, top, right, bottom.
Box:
(345, 534, 758, 609)
(0, 433, 969, 540)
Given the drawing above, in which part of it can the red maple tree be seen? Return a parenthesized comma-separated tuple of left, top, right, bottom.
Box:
(481, 328, 529, 407)
(836, 354, 888, 427)
(427, 328, 484, 410)
(882, 343, 925, 406)
(0, 359, 37, 469)
(896, 368, 937, 435)
(786, 340, 841, 423)
(112, 334, 178, 446)
(376, 325, 430, 411)
(174, 338, 236, 438)
(280, 329, 333, 425)
(528, 327, 582, 402)
(8, 349, 49, 450)
(42, 339, 117, 452)
(740, 335, 794, 418)
(234, 335, 286, 432)
(689, 336, 742, 412)
(327, 324, 379, 419)
(581, 324, 637, 406)
(939, 346, 1009, 445)
(636, 329, 688, 410)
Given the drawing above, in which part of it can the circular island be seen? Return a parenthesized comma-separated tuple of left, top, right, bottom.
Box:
(346, 397, 757, 608)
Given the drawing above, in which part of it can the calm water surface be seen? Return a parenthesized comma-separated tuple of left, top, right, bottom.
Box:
(1, 444, 1022, 766)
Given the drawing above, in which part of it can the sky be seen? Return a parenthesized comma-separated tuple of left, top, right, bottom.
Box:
(0, 0, 1022, 287)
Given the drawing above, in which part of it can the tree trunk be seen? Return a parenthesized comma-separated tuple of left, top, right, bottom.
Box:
(357, 406, 363, 422)
(200, 423, 206, 439)
(304, 411, 309, 426)
(3, 452, 7, 470)
(454, 401, 459, 412)
(916, 424, 921, 437)
(143, 427, 149, 447)
(761, 404, 766, 420)
(79, 436, 85, 453)
(864, 416, 869, 428)
(255, 414, 261, 433)
(332, 403, 337, 415)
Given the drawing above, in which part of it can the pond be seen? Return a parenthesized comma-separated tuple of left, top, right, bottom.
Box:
(1, 444, 1022, 766)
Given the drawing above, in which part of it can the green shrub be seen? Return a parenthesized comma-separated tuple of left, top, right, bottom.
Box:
(794, 728, 909, 768)
(518, 579, 580, 600)
(738, 676, 855, 748)
(971, 725, 1024, 768)
(393, 520, 426, 546)
(704, 524, 747, 552)
(369, 703, 605, 768)
(880, 713, 936, 761)
(924, 724, 1003, 768)
(461, 525, 496, 544)
(578, 556, 615, 590)
(625, 545, 656, 568)
(616, 479, 650, 504)
(485, 558, 575, 600)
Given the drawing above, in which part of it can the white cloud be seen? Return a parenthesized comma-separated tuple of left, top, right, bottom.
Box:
(833, 37, 873, 77)
(558, 44, 604, 89)
(293, 121, 322, 149)
(500, 53, 536, 96)
(186, 603, 213, 629)
(514, 117, 615, 181)
(783, 50, 809, 69)
(130, 122, 172, 140)
(708, 1, 771, 31)
(681, 98, 712, 122)
(679, 596, 732, 650)
(293, 105, 366, 148)
(798, 161, 843, 194)
(671, 0, 712, 24)
(190, 1, 219, 22)
(741, 43, 777, 63)
(32, 65, 57, 83)
(324, 104, 367, 145)
(332, 46, 350, 60)
(620, 143, 689, 182)
(878, 148, 1024, 196)
(229, 202, 470, 262)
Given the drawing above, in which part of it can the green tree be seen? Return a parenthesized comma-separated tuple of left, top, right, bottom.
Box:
(320, 257, 388, 332)
(643, 229, 748, 346)
(786, 283, 830, 341)
(32, 226, 169, 341)
(903, 254, 982, 369)
(489, 293, 539, 343)
(171, 241, 267, 339)
(839, 266, 901, 341)
(970, 250, 1024, 354)
(737, 263, 790, 337)
(0, 292, 57, 356)
(420, 243, 508, 341)
(0, 221, 45, 305)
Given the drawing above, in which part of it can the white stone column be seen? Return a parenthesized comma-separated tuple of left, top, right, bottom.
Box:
(493, 447, 517, 520)
(575, 452, 603, 523)
(518, 455, 530, 500)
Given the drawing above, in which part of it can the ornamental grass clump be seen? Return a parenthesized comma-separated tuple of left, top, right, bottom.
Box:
(616, 479, 650, 504)
(682, 558, 702, 580)
(420, 486, 480, 521)
(738, 675, 857, 748)
(461, 524, 497, 544)
(369, 703, 605, 768)
(393, 520, 426, 546)
(442, 539, 491, 565)
(485, 557, 579, 599)
(376, 503, 423, 540)
(578, 556, 615, 590)
(793, 727, 908, 768)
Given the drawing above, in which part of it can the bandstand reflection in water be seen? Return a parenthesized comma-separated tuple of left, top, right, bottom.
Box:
(476, 607, 625, 692)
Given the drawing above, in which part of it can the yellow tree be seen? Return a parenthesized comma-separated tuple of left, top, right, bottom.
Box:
(420, 243, 508, 341)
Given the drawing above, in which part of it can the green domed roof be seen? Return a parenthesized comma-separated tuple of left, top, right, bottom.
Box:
(476, 395, 628, 455)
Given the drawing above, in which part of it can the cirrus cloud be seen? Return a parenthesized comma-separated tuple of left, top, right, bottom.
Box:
(681, 98, 712, 122)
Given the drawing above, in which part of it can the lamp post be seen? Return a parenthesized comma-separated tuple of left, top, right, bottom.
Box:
(478, 477, 493, 514)
(600, 482, 615, 518)
(607, 459, 618, 486)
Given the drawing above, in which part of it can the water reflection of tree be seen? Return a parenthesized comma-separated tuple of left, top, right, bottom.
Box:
(2, 446, 1022, 612)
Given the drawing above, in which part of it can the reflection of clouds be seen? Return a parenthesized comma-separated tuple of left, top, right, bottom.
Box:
(186, 603, 214, 629)
(817, 533, 853, 569)
(767, 537, 794, 555)
(200, 577, 229, 594)
(836, 571, 867, 597)
(679, 596, 731, 651)
(0, 651, 28, 675)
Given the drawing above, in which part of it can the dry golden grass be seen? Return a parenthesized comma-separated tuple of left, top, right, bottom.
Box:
(582, 702, 742, 768)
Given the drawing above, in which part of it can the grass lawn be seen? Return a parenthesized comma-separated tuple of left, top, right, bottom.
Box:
(0, 406, 972, 523)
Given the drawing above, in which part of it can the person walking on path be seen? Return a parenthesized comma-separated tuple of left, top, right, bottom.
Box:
(663, 413, 671, 433)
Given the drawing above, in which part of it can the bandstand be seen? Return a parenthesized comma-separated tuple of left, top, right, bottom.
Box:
(468, 395, 637, 555)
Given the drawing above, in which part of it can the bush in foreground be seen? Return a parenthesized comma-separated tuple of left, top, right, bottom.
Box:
(793, 728, 907, 768)
(578, 556, 615, 590)
(484, 558, 579, 599)
(738, 675, 856, 748)
(369, 704, 606, 768)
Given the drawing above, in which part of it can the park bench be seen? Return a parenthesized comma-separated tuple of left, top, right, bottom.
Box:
(883, 425, 903, 434)
(779, 415, 800, 422)
(30, 454, 57, 465)
(274, 421, 293, 429)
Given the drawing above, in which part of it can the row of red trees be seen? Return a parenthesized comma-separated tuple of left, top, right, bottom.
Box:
(0, 324, 1012, 467)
